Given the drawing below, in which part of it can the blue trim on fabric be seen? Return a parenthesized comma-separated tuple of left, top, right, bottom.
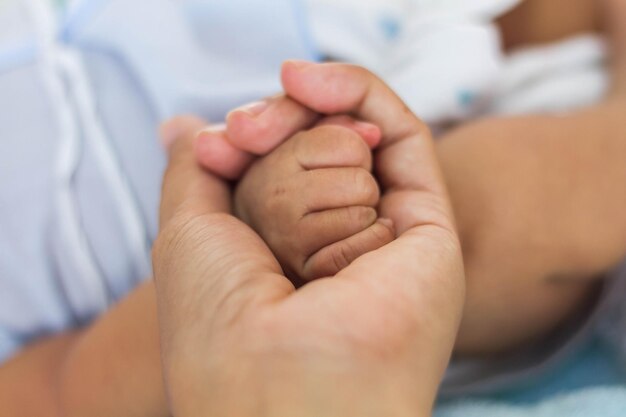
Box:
(379, 15, 401, 41)
(0, 40, 38, 73)
(495, 339, 626, 404)
(436, 339, 625, 410)
(290, 0, 322, 62)
(458, 90, 477, 107)
(0, 329, 20, 365)
(59, 0, 109, 42)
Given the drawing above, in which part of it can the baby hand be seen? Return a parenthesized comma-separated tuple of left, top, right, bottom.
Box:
(232, 120, 395, 282)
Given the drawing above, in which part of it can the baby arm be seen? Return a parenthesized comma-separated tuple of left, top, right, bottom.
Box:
(232, 121, 395, 282)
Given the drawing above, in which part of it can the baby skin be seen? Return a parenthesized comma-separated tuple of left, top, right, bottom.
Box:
(234, 121, 394, 283)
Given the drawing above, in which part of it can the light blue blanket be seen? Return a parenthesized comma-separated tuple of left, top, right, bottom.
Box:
(436, 340, 626, 417)
(437, 387, 626, 417)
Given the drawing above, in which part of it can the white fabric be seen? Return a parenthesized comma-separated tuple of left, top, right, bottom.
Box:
(305, 0, 521, 123)
(305, 0, 609, 123)
(490, 35, 609, 115)
(0, 0, 314, 363)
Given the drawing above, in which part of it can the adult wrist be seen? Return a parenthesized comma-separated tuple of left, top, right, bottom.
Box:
(164, 349, 434, 417)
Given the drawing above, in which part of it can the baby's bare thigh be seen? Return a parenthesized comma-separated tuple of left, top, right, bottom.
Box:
(456, 263, 600, 356)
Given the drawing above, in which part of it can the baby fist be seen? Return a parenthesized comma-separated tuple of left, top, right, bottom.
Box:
(235, 123, 395, 282)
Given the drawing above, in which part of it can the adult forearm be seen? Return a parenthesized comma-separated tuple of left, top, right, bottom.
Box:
(0, 280, 168, 417)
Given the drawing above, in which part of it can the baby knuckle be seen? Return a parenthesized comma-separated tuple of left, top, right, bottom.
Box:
(318, 124, 363, 144)
(352, 169, 379, 202)
(330, 243, 356, 272)
(291, 129, 314, 154)
(314, 125, 359, 146)
(347, 206, 377, 227)
(374, 222, 394, 241)
(338, 128, 370, 156)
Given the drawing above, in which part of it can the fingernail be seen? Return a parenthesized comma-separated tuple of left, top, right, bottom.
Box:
(195, 130, 211, 151)
(354, 120, 379, 131)
(377, 218, 395, 233)
(229, 100, 270, 118)
(159, 118, 183, 151)
(354, 120, 382, 138)
(198, 123, 226, 136)
(285, 59, 314, 70)
(196, 124, 226, 147)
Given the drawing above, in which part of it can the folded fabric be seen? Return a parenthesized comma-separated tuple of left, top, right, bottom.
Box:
(0, 0, 313, 364)
(306, 0, 521, 124)
(489, 35, 609, 115)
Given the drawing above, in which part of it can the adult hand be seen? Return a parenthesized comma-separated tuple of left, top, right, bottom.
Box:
(196, 60, 460, 268)
(153, 66, 465, 416)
